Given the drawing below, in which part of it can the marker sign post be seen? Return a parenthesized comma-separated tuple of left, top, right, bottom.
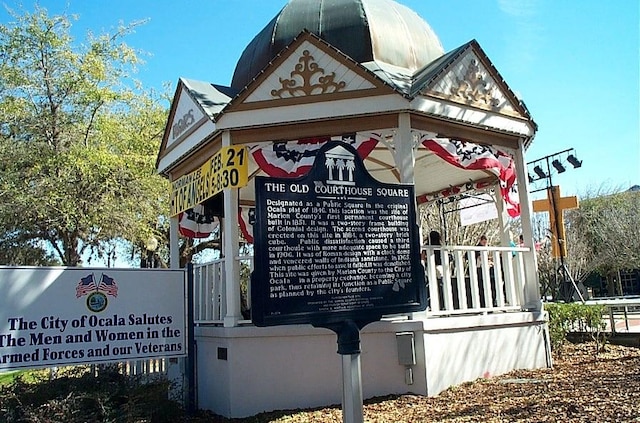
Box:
(251, 141, 426, 423)
(0, 267, 187, 371)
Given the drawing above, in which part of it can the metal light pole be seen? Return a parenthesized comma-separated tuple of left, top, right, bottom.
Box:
(141, 237, 159, 268)
(527, 148, 584, 302)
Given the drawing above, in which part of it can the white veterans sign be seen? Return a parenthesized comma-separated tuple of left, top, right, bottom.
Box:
(0, 267, 186, 371)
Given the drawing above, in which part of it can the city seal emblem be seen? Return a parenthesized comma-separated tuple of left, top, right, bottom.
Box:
(86, 291, 108, 313)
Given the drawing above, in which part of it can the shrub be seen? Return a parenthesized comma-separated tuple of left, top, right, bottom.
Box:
(545, 302, 607, 354)
(0, 365, 184, 423)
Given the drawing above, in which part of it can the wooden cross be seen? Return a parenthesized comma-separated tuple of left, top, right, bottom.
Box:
(532, 185, 579, 258)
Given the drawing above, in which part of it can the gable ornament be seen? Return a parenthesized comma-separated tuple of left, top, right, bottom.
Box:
(271, 50, 347, 98)
(450, 58, 500, 108)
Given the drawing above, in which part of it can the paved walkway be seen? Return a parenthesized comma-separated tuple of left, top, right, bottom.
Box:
(585, 298, 640, 333)
(609, 315, 640, 333)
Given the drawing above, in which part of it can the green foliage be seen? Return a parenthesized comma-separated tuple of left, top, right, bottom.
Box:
(0, 7, 169, 266)
(545, 302, 607, 353)
(0, 232, 60, 266)
(0, 370, 32, 386)
(0, 365, 183, 423)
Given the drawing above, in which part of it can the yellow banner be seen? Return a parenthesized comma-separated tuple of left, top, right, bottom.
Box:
(170, 146, 248, 216)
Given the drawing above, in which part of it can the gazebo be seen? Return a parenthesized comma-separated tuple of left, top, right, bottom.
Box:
(156, 0, 549, 418)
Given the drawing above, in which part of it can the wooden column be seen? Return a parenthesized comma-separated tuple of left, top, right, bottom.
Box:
(170, 216, 180, 269)
(222, 131, 242, 327)
(514, 139, 541, 310)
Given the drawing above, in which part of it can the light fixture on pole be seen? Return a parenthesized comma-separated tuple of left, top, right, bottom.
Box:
(552, 159, 566, 173)
(533, 165, 547, 179)
(145, 237, 158, 252)
(527, 148, 583, 189)
(567, 154, 582, 168)
(526, 147, 584, 302)
(142, 236, 159, 268)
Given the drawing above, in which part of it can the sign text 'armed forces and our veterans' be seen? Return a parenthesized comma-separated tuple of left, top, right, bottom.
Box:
(170, 146, 248, 216)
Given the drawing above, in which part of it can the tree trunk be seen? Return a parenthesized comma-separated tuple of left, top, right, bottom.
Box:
(607, 272, 616, 296)
(616, 269, 624, 296)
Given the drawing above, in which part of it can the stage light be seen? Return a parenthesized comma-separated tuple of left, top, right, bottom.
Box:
(567, 154, 582, 168)
(552, 159, 566, 173)
(533, 165, 547, 179)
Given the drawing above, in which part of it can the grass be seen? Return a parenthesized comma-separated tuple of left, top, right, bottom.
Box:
(0, 369, 34, 386)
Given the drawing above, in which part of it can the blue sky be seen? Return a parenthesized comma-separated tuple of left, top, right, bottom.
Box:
(2, 0, 638, 201)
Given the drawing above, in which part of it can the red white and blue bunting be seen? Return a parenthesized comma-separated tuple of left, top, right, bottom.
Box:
(416, 179, 494, 204)
(419, 135, 520, 217)
(179, 133, 520, 240)
(178, 204, 219, 239)
(250, 133, 378, 177)
(238, 207, 255, 243)
(179, 205, 256, 243)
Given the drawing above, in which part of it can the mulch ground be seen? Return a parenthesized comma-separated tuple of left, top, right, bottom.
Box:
(189, 341, 640, 422)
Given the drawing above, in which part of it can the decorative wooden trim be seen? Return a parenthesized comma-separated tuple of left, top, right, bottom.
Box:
(410, 114, 522, 149)
(228, 114, 399, 144)
(271, 49, 346, 98)
(232, 86, 391, 112)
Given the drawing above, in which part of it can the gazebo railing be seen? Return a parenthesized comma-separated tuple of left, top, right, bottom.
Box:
(193, 258, 225, 324)
(193, 254, 254, 325)
(193, 246, 529, 325)
(422, 245, 529, 315)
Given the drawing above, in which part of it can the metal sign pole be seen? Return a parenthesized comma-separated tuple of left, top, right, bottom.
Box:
(342, 352, 364, 423)
(186, 263, 196, 414)
(315, 319, 371, 423)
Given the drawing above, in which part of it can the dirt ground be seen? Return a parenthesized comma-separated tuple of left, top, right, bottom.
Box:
(189, 341, 640, 422)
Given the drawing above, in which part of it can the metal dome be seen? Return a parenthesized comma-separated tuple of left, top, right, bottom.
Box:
(231, 0, 444, 90)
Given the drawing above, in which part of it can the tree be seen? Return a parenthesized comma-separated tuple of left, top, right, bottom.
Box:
(0, 7, 169, 266)
(0, 231, 60, 266)
(567, 187, 640, 296)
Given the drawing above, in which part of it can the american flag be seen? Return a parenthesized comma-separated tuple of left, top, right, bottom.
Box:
(76, 274, 97, 298)
(98, 274, 118, 297)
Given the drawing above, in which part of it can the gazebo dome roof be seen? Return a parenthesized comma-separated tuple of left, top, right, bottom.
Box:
(231, 0, 444, 90)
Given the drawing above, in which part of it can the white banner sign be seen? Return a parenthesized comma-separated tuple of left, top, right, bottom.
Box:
(459, 194, 498, 226)
(0, 267, 186, 371)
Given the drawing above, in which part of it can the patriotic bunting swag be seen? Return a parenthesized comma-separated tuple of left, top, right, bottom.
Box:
(420, 136, 520, 218)
(416, 179, 493, 204)
(238, 207, 255, 243)
(250, 133, 378, 177)
(178, 204, 219, 239)
(178, 133, 519, 242)
(179, 204, 255, 243)
(233, 133, 377, 243)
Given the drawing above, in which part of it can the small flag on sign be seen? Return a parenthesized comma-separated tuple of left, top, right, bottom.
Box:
(98, 274, 118, 297)
(76, 274, 97, 298)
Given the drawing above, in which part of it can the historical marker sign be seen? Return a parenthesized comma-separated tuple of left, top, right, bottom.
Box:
(251, 141, 426, 326)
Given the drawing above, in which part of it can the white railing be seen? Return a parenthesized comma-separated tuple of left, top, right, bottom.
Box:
(423, 245, 529, 315)
(122, 358, 167, 380)
(193, 255, 254, 325)
(193, 247, 529, 325)
(194, 258, 225, 324)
